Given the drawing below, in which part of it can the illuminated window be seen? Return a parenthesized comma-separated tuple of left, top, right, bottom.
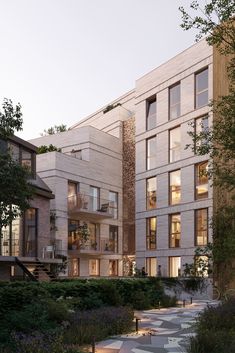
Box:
(195, 162, 208, 200)
(146, 257, 157, 276)
(195, 68, 208, 108)
(146, 177, 157, 209)
(109, 260, 118, 276)
(169, 214, 181, 248)
(146, 96, 156, 130)
(169, 256, 181, 277)
(195, 208, 208, 246)
(89, 259, 100, 276)
(170, 170, 181, 205)
(69, 258, 79, 277)
(146, 217, 157, 250)
(24, 208, 37, 257)
(169, 83, 180, 119)
(169, 127, 181, 162)
(195, 255, 209, 277)
(146, 136, 156, 170)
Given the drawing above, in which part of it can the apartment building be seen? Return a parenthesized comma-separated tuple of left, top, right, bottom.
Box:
(30, 95, 136, 277)
(0, 135, 59, 281)
(30, 38, 220, 279)
(135, 39, 213, 277)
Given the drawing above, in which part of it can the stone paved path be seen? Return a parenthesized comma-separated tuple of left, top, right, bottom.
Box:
(96, 300, 218, 353)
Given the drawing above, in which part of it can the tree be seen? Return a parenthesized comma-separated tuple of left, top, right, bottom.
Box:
(179, 0, 235, 291)
(37, 144, 61, 154)
(0, 99, 33, 253)
(40, 124, 67, 136)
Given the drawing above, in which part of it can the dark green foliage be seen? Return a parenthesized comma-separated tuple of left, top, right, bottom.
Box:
(37, 144, 61, 154)
(0, 98, 23, 139)
(188, 299, 235, 353)
(63, 306, 134, 345)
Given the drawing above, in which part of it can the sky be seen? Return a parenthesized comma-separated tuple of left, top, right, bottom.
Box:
(0, 0, 202, 140)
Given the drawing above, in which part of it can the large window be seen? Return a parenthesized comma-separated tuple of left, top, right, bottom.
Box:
(195, 208, 208, 246)
(109, 191, 118, 219)
(195, 68, 208, 108)
(24, 208, 37, 257)
(146, 177, 157, 209)
(169, 127, 181, 162)
(8, 142, 35, 177)
(146, 217, 157, 250)
(68, 181, 79, 209)
(146, 136, 157, 170)
(146, 96, 156, 130)
(169, 213, 181, 248)
(68, 258, 79, 277)
(169, 256, 181, 277)
(68, 219, 80, 250)
(169, 170, 181, 205)
(90, 186, 100, 211)
(146, 257, 157, 276)
(195, 162, 208, 199)
(109, 225, 118, 253)
(169, 83, 180, 119)
(89, 259, 100, 276)
(1, 217, 20, 256)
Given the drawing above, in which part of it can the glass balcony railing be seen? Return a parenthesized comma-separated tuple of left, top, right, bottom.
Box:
(68, 193, 117, 218)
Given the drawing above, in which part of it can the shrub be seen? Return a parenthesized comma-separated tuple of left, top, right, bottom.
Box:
(63, 306, 134, 345)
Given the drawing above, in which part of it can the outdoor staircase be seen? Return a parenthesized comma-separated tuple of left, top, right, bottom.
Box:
(15, 257, 57, 282)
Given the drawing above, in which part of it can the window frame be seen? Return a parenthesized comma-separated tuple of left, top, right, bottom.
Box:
(146, 176, 157, 210)
(169, 82, 181, 120)
(195, 67, 209, 109)
(169, 213, 181, 248)
(195, 161, 209, 200)
(146, 135, 157, 170)
(146, 95, 157, 130)
(195, 208, 208, 246)
(169, 169, 181, 205)
(146, 217, 157, 250)
(169, 126, 181, 163)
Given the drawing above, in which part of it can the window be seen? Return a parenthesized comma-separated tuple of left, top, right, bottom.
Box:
(68, 219, 80, 250)
(109, 260, 118, 276)
(71, 149, 82, 159)
(195, 162, 208, 199)
(169, 256, 181, 277)
(109, 191, 118, 219)
(195, 208, 208, 246)
(146, 96, 156, 130)
(146, 136, 157, 170)
(146, 177, 157, 209)
(69, 258, 79, 277)
(68, 182, 79, 209)
(169, 83, 180, 119)
(146, 257, 157, 276)
(89, 259, 100, 276)
(88, 223, 100, 250)
(24, 208, 38, 257)
(195, 68, 208, 108)
(1, 216, 20, 256)
(90, 186, 100, 211)
(195, 256, 209, 277)
(169, 170, 181, 205)
(169, 213, 181, 248)
(8, 142, 35, 177)
(195, 115, 209, 151)
(169, 127, 181, 162)
(109, 225, 118, 253)
(146, 217, 157, 250)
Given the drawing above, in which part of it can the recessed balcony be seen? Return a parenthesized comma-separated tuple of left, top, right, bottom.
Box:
(68, 237, 118, 255)
(68, 193, 117, 220)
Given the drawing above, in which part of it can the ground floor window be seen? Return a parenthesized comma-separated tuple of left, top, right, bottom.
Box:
(109, 260, 118, 276)
(68, 258, 80, 277)
(89, 259, 100, 276)
(1, 217, 20, 256)
(24, 208, 38, 257)
(169, 256, 181, 277)
(146, 257, 157, 276)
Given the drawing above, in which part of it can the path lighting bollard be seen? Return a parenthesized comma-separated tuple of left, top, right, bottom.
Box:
(183, 299, 186, 308)
(135, 317, 141, 333)
(91, 336, 95, 353)
(190, 297, 193, 304)
(158, 301, 161, 309)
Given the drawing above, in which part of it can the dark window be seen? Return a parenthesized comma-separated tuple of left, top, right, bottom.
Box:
(109, 225, 118, 253)
(146, 97, 156, 130)
(169, 83, 180, 119)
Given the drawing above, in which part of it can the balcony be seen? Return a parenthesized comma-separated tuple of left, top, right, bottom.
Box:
(68, 193, 117, 220)
(68, 237, 118, 255)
